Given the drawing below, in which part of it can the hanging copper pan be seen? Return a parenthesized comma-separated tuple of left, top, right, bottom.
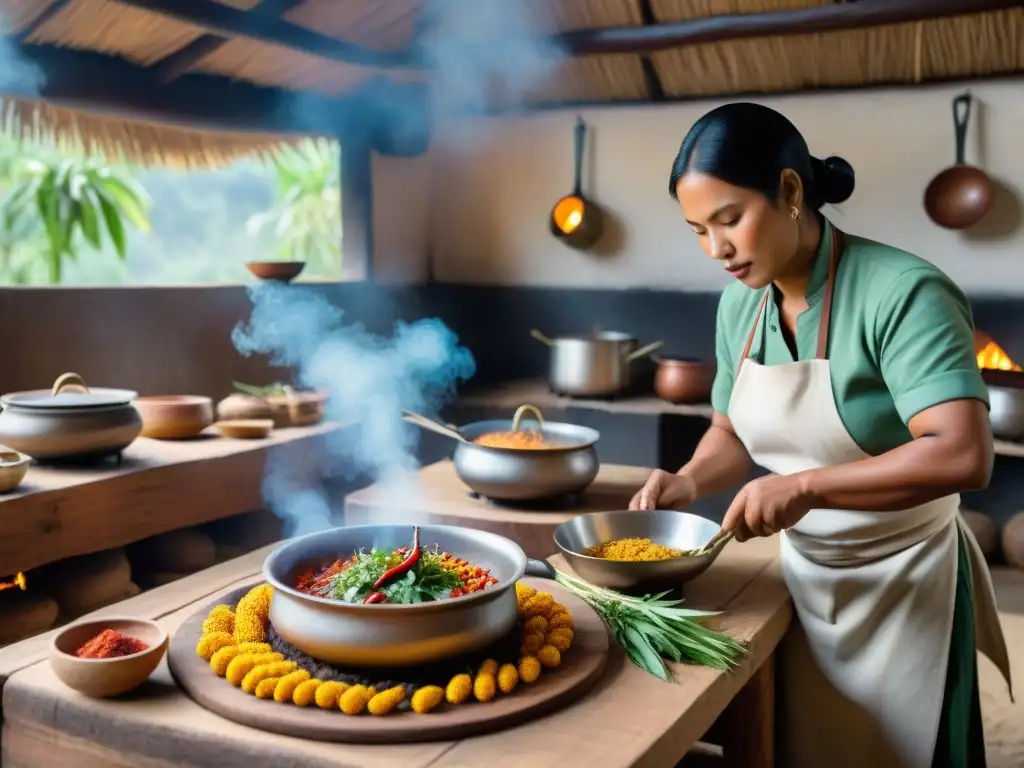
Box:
(924, 92, 994, 230)
(549, 116, 604, 250)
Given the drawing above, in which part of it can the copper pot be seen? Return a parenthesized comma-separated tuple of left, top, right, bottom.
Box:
(652, 357, 715, 404)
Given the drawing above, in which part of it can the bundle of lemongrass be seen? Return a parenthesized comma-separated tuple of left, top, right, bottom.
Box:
(553, 570, 746, 682)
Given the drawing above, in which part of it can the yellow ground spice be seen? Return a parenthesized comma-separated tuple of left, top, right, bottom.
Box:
(584, 537, 684, 562)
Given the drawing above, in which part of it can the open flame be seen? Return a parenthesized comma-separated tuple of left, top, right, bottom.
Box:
(975, 331, 1021, 372)
(0, 572, 26, 592)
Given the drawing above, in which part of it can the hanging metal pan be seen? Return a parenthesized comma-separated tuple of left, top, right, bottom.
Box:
(549, 116, 604, 250)
(924, 92, 994, 230)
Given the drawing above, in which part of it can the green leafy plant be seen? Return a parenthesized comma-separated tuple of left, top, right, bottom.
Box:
(3, 157, 150, 283)
(246, 138, 341, 274)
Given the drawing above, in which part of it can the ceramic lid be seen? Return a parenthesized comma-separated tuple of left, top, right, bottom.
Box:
(1, 373, 137, 410)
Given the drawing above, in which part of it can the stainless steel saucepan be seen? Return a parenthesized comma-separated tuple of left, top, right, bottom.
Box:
(403, 404, 600, 501)
(264, 524, 559, 667)
(531, 329, 664, 397)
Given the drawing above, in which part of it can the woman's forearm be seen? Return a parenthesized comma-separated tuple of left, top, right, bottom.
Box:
(797, 429, 992, 513)
(679, 416, 752, 500)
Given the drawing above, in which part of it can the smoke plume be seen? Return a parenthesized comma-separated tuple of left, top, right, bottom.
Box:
(232, 284, 475, 535)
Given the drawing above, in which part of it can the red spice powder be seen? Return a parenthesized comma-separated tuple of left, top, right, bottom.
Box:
(74, 629, 149, 659)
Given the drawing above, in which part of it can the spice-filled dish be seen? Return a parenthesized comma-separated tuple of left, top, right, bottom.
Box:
(75, 628, 151, 659)
(584, 537, 694, 562)
(470, 429, 565, 450)
(294, 527, 499, 605)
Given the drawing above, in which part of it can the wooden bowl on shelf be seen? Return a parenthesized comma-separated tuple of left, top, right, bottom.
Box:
(215, 419, 274, 439)
(50, 617, 168, 698)
(245, 261, 305, 283)
(0, 448, 30, 492)
(265, 389, 327, 427)
(135, 396, 214, 439)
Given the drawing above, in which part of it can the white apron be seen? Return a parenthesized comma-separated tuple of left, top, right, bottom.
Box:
(726, 224, 1012, 768)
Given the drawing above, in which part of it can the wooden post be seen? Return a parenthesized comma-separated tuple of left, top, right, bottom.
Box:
(722, 656, 775, 767)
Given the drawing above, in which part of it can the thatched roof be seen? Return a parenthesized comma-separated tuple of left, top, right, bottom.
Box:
(0, 0, 1021, 165)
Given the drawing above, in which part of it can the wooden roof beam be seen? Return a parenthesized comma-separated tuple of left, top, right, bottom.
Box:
(555, 0, 1024, 55)
(115, 0, 418, 69)
(637, 0, 664, 101)
(152, 0, 307, 83)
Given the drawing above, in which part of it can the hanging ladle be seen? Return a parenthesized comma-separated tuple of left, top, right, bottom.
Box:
(549, 116, 604, 251)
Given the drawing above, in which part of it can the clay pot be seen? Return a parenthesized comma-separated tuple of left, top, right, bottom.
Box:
(216, 393, 273, 422)
(1001, 511, 1024, 569)
(245, 261, 305, 283)
(50, 617, 168, 698)
(652, 357, 715, 404)
(135, 395, 213, 439)
(960, 508, 998, 561)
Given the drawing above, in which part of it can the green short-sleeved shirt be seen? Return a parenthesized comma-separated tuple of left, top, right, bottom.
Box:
(711, 220, 989, 457)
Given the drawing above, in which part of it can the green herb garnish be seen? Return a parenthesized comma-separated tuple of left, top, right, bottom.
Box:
(330, 547, 462, 604)
(554, 570, 746, 681)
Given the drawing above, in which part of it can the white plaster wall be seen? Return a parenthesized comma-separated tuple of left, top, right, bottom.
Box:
(372, 79, 1024, 294)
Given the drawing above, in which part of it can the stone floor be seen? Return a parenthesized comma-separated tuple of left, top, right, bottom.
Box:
(982, 567, 1024, 768)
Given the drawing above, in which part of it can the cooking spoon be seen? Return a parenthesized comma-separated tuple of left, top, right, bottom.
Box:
(693, 528, 735, 556)
(401, 411, 468, 443)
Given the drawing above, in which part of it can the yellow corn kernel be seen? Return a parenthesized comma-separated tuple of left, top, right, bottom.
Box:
(538, 644, 561, 668)
(546, 628, 574, 653)
(195, 631, 234, 661)
(233, 584, 274, 644)
(518, 655, 541, 683)
(273, 669, 311, 703)
(410, 685, 444, 714)
(241, 661, 297, 695)
(209, 643, 271, 677)
(292, 679, 322, 707)
(523, 616, 548, 635)
(254, 677, 281, 699)
(478, 658, 499, 677)
(367, 686, 406, 716)
(521, 632, 545, 655)
(339, 684, 374, 715)
(445, 673, 472, 704)
(548, 612, 573, 630)
(201, 606, 235, 636)
(473, 673, 496, 703)
(226, 652, 283, 686)
(314, 681, 350, 709)
(497, 663, 519, 694)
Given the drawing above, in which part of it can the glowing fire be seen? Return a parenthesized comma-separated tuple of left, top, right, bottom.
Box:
(975, 331, 1021, 372)
(553, 196, 584, 235)
(0, 572, 26, 592)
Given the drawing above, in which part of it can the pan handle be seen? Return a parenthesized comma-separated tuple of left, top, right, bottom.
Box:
(52, 372, 89, 395)
(952, 92, 972, 166)
(624, 340, 664, 362)
(530, 329, 555, 347)
(511, 404, 545, 432)
(401, 410, 468, 443)
(524, 559, 558, 581)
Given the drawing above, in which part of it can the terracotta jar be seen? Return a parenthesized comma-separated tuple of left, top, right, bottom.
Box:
(652, 357, 715, 405)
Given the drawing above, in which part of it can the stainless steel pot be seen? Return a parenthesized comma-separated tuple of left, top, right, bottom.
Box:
(981, 369, 1024, 440)
(263, 524, 558, 666)
(404, 404, 600, 501)
(531, 329, 663, 397)
(0, 372, 142, 462)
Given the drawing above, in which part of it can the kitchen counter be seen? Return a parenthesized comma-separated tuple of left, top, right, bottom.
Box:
(344, 461, 652, 559)
(0, 423, 345, 575)
(0, 536, 790, 768)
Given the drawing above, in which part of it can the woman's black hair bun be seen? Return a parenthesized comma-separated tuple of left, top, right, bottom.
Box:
(812, 155, 855, 206)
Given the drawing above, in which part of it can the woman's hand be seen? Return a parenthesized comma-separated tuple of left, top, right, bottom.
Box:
(721, 473, 815, 542)
(628, 470, 697, 511)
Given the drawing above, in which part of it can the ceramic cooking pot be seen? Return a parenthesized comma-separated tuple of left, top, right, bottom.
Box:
(0, 372, 142, 462)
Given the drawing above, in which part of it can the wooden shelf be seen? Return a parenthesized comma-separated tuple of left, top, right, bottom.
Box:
(458, 379, 713, 419)
(460, 379, 1024, 459)
(0, 423, 346, 576)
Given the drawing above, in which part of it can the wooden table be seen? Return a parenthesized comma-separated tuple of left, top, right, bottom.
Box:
(0, 537, 790, 768)
(0, 423, 343, 575)
(345, 461, 654, 559)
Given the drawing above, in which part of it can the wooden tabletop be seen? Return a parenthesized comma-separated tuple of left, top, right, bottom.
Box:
(0, 423, 343, 575)
(344, 461, 656, 559)
(0, 537, 791, 768)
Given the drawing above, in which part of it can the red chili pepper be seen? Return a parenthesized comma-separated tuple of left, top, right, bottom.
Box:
(363, 591, 388, 604)
(372, 526, 421, 590)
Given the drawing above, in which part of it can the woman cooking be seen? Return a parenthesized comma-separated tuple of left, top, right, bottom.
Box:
(629, 102, 1012, 768)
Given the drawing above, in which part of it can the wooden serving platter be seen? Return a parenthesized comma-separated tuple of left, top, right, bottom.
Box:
(167, 577, 609, 743)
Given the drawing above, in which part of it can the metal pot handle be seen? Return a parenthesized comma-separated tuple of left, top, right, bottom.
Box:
(524, 559, 557, 580)
(51, 372, 89, 395)
(511, 404, 545, 432)
(401, 410, 468, 443)
(624, 340, 664, 362)
(530, 329, 555, 346)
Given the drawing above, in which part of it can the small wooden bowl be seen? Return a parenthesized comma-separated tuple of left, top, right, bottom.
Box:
(265, 389, 327, 427)
(50, 617, 168, 698)
(0, 449, 30, 493)
(245, 261, 305, 283)
(135, 395, 214, 440)
(215, 419, 274, 439)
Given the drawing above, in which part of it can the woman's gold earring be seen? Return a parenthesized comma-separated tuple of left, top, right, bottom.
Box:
(791, 207, 800, 220)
